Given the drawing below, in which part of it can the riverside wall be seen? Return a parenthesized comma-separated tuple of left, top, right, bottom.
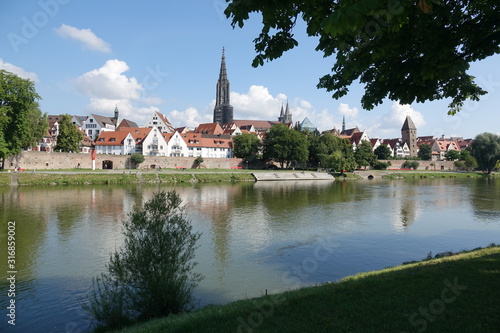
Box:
(8, 151, 247, 170)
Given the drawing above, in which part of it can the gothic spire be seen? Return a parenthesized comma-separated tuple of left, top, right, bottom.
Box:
(213, 47, 233, 124)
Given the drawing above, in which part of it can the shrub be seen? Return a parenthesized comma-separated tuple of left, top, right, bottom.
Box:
(372, 161, 390, 170)
(84, 191, 203, 331)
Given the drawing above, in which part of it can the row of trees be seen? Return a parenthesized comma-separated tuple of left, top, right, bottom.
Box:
(234, 124, 376, 172)
(233, 125, 500, 174)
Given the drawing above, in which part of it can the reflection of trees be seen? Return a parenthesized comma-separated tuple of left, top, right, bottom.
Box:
(470, 178, 500, 222)
(0, 187, 48, 302)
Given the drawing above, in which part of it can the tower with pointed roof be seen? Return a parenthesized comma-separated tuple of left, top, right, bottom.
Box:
(401, 115, 417, 157)
(342, 115, 346, 132)
(213, 48, 234, 125)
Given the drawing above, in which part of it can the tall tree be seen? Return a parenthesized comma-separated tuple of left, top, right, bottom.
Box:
(21, 103, 48, 149)
(374, 144, 392, 160)
(354, 140, 377, 169)
(263, 124, 308, 168)
(225, 0, 498, 114)
(471, 133, 500, 174)
(318, 136, 356, 173)
(0, 70, 42, 168)
(54, 114, 83, 153)
(233, 132, 261, 162)
(445, 149, 461, 161)
(417, 143, 432, 160)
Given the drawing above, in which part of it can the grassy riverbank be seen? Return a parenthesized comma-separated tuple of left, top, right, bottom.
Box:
(110, 245, 500, 333)
(0, 171, 257, 186)
(381, 171, 497, 179)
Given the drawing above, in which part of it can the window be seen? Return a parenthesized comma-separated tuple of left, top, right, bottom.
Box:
(89, 130, 93, 135)
(89, 119, 93, 123)
(110, 138, 116, 142)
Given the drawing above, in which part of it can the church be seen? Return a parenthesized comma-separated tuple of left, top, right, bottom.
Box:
(212, 48, 314, 133)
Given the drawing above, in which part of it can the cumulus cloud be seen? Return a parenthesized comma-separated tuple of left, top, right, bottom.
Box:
(231, 85, 287, 119)
(55, 24, 111, 53)
(367, 101, 425, 138)
(76, 59, 142, 100)
(0, 59, 39, 82)
(169, 107, 212, 129)
(338, 103, 359, 118)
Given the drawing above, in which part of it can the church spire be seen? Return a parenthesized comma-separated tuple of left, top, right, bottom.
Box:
(342, 115, 346, 132)
(213, 47, 233, 124)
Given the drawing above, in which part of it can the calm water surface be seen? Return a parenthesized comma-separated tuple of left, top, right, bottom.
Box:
(1, 178, 499, 332)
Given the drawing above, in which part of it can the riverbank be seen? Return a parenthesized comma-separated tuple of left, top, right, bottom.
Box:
(0, 169, 496, 186)
(110, 244, 500, 333)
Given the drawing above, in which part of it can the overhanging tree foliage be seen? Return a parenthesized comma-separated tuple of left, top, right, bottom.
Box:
(225, 0, 499, 114)
(0, 70, 44, 168)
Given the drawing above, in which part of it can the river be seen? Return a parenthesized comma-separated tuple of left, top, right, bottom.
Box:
(1, 178, 499, 332)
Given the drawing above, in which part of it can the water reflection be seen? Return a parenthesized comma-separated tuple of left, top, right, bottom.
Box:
(0, 179, 499, 332)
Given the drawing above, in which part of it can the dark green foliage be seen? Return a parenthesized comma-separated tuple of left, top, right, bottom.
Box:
(354, 140, 376, 169)
(317, 136, 357, 173)
(130, 153, 145, 168)
(402, 160, 420, 170)
(84, 191, 203, 331)
(372, 161, 391, 170)
(471, 132, 500, 174)
(225, 0, 498, 114)
(193, 156, 204, 169)
(417, 143, 432, 160)
(444, 149, 461, 161)
(459, 149, 478, 170)
(233, 133, 261, 162)
(0, 70, 43, 167)
(263, 124, 308, 168)
(373, 144, 392, 160)
(54, 114, 83, 153)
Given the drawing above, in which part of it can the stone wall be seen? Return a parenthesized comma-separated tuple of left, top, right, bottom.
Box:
(8, 151, 247, 170)
(379, 160, 457, 171)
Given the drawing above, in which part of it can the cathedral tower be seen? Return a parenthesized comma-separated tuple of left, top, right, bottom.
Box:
(401, 115, 417, 157)
(213, 48, 234, 125)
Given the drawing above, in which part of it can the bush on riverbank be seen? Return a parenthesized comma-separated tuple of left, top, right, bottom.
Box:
(16, 173, 139, 185)
(381, 172, 496, 179)
(112, 244, 500, 333)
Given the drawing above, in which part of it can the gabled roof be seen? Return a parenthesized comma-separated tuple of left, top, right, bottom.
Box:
(433, 140, 459, 152)
(96, 127, 152, 146)
(381, 139, 402, 149)
(150, 111, 175, 132)
(350, 131, 367, 145)
(369, 138, 381, 147)
(91, 114, 118, 127)
(233, 120, 281, 132)
(181, 132, 232, 149)
(340, 126, 360, 137)
(194, 123, 224, 135)
(117, 119, 139, 129)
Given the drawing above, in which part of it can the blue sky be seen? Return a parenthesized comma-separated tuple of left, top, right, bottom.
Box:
(1, 0, 499, 139)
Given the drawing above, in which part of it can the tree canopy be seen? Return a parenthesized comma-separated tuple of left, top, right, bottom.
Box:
(263, 124, 308, 168)
(354, 140, 376, 168)
(233, 132, 261, 162)
(471, 133, 500, 174)
(417, 143, 432, 160)
(0, 70, 45, 167)
(225, 0, 499, 114)
(54, 114, 83, 153)
(374, 143, 392, 160)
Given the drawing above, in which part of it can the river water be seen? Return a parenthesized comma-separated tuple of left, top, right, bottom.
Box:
(1, 178, 499, 332)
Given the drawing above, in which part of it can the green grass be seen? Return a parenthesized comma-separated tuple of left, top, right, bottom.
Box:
(16, 173, 139, 185)
(0, 173, 11, 185)
(382, 171, 493, 179)
(111, 245, 500, 333)
(158, 173, 194, 183)
(193, 173, 255, 182)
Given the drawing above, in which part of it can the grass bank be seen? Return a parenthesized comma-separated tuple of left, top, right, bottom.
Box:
(111, 245, 500, 333)
(2, 171, 256, 186)
(381, 171, 497, 179)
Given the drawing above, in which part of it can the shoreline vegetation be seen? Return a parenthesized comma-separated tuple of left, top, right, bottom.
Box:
(109, 244, 500, 333)
(0, 169, 497, 186)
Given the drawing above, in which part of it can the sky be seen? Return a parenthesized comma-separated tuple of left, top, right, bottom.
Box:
(1, 0, 499, 140)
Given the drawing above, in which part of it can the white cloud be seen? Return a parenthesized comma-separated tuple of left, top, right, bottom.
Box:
(55, 24, 111, 53)
(0, 59, 39, 82)
(231, 85, 286, 119)
(74, 59, 163, 123)
(367, 101, 426, 138)
(337, 103, 359, 118)
(169, 107, 211, 129)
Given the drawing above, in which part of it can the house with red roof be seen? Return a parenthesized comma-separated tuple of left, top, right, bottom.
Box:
(432, 140, 460, 161)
